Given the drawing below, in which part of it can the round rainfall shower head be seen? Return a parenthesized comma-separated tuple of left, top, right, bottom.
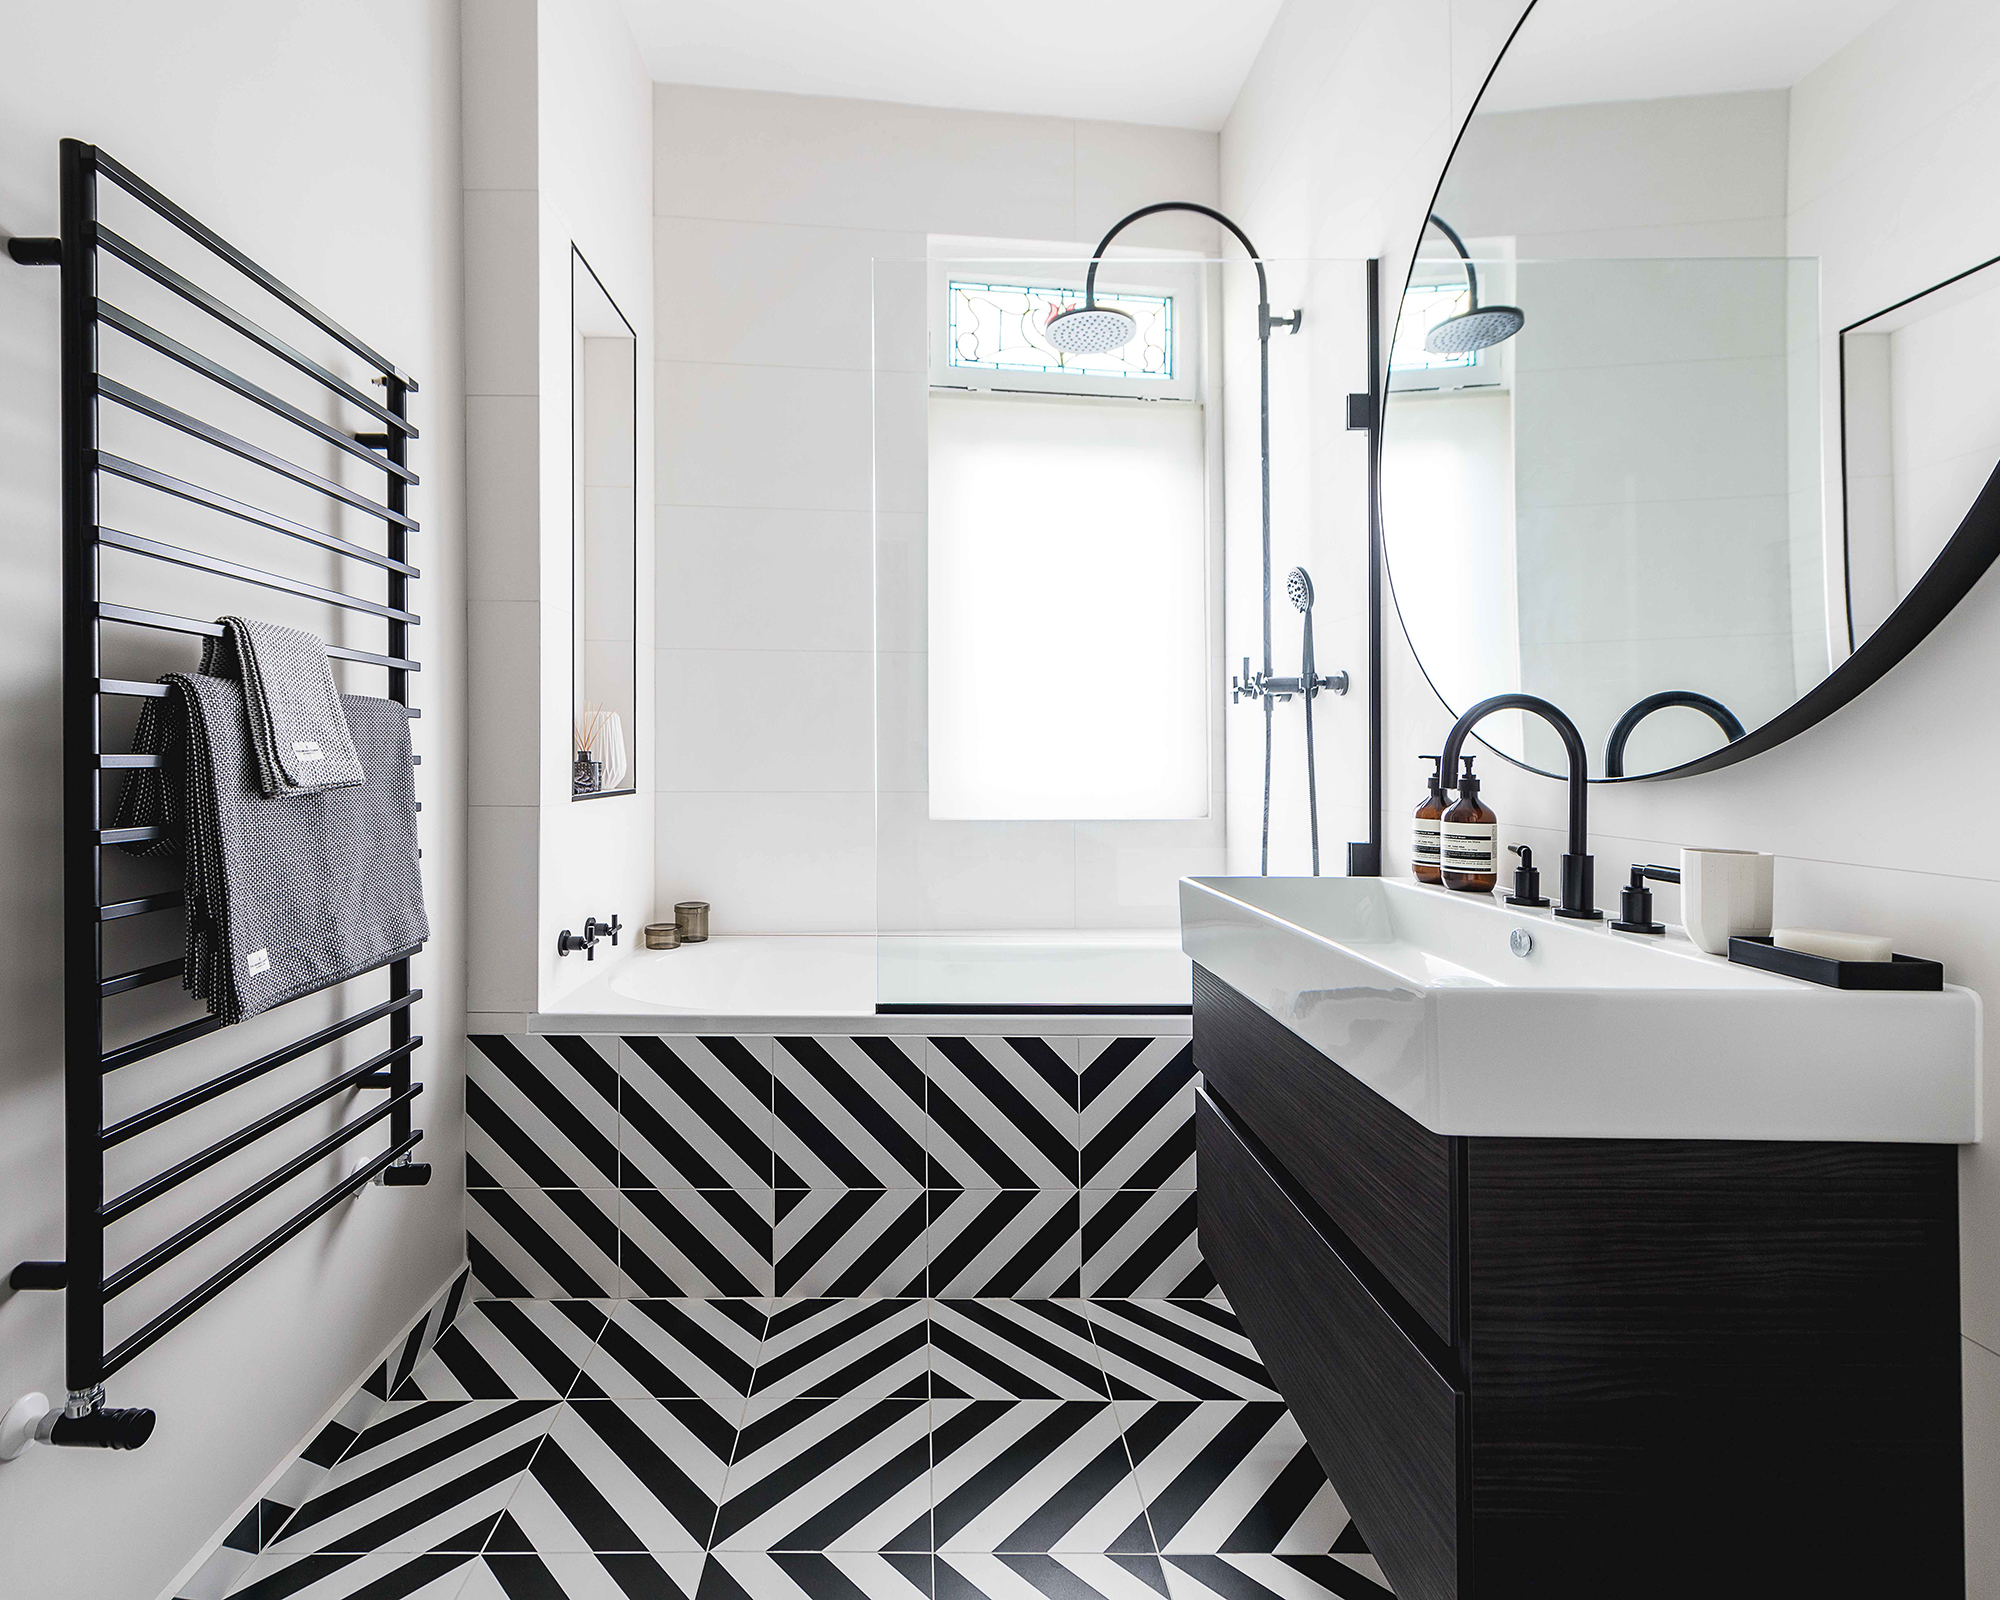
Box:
(1286, 567, 1314, 612)
(1044, 303, 1138, 354)
(1424, 303, 1526, 354)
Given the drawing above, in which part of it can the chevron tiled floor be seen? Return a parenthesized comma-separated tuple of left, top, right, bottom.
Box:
(222, 1296, 1394, 1600)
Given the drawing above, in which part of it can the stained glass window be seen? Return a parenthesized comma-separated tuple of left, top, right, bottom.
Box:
(946, 279, 1174, 380)
(1391, 282, 1480, 372)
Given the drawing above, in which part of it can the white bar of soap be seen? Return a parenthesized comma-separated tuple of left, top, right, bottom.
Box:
(1770, 927, 1893, 963)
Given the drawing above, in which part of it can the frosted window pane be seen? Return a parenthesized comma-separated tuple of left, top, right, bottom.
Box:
(947, 279, 1173, 379)
(1390, 282, 1479, 371)
(927, 394, 1208, 820)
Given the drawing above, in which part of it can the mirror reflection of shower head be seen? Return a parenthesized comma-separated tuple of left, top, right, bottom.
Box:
(1422, 213, 1525, 354)
(1287, 567, 1314, 611)
(1045, 301, 1138, 354)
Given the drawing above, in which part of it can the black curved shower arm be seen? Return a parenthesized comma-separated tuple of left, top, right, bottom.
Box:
(1082, 201, 1268, 313)
(1603, 691, 1747, 778)
(1425, 213, 1480, 309)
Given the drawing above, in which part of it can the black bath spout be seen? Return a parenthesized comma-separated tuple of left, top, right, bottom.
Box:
(1438, 694, 1603, 920)
(1603, 691, 1746, 778)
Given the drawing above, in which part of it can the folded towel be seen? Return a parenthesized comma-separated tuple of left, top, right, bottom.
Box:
(201, 616, 365, 794)
(113, 678, 427, 1024)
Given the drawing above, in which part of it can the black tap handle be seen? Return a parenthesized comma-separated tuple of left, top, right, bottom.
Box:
(607, 914, 623, 946)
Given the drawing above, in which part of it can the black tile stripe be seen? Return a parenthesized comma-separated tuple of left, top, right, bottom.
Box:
(936, 1554, 1173, 1599)
(226, 1548, 483, 1600)
(332, 1444, 531, 1553)
(623, 1190, 769, 1297)
(473, 1190, 618, 1297)
(1122, 1403, 1291, 1550)
(467, 1234, 531, 1300)
(929, 1038, 1075, 1187)
(780, 1426, 932, 1552)
(412, 1325, 508, 1399)
(934, 1194, 1082, 1297)
(713, 1396, 929, 1547)
(491, 1434, 667, 1554)
(1003, 1037, 1079, 1102)
(621, 1036, 772, 1187)
(774, 1191, 927, 1298)
(588, 1302, 761, 1398)
(776, 1553, 932, 1600)
(469, 1035, 619, 1185)
(773, 1037, 926, 1187)
(751, 1300, 926, 1396)
(933, 1301, 1107, 1397)
(1084, 1193, 1209, 1299)
(1077, 1038, 1150, 1106)
(1219, 1447, 1330, 1555)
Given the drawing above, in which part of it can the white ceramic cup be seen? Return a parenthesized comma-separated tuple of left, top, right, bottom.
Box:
(1679, 848, 1775, 955)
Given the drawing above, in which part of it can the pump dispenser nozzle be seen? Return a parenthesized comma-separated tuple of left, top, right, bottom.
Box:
(1506, 843, 1550, 908)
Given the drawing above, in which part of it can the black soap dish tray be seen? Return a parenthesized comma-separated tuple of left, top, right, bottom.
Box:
(1728, 935, 1943, 991)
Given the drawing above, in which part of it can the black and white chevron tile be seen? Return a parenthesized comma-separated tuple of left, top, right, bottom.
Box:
(773, 1035, 928, 1188)
(774, 1188, 929, 1296)
(577, 1299, 767, 1401)
(491, 1397, 739, 1551)
(620, 1188, 774, 1297)
(939, 1554, 1173, 1600)
(697, 1552, 932, 1599)
(931, 1401, 1152, 1554)
(474, 1552, 706, 1600)
(926, 1037, 1080, 1190)
(929, 1299, 1107, 1399)
(1081, 1301, 1275, 1400)
(1079, 1038, 1196, 1191)
(392, 1299, 606, 1400)
(467, 1036, 619, 1190)
(368, 1269, 472, 1399)
(928, 1190, 1081, 1298)
(1163, 1554, 1393, 1599)
(711, 1393, 934, 1552)
(1081, 1189, 1211, 1299)
(751, 1297, 929, 1404)
(1116, 1403, 1354, 1557)
(468, 1188, 620, 1300)
(620, 1036, 775, 1190)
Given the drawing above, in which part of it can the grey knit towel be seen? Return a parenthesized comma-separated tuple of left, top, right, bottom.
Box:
(111, 678, 427, 1025)
(201, 615, 365, 794)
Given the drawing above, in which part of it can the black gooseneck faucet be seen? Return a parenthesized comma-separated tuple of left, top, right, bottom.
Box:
(1438, 694, 1603, 920)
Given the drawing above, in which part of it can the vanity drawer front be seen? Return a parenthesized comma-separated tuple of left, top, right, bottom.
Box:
(1192, 964, 1457, 1343)
(1199, 1089, 1462, 1600)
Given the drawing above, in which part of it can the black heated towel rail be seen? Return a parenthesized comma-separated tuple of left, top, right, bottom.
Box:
(6, 141, 431, 1447)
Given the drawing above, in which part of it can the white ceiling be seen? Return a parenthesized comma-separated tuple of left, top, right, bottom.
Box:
(1479, 0, 1906, 113)
(615, 0, 1285, 131)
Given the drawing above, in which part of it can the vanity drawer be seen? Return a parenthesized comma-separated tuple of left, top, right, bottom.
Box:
(1192, 964, 1457, 1343)
(1198, 1088, 1462, 1600)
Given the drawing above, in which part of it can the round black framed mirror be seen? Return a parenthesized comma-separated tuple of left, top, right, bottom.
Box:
(1381, 0, 2000, 782)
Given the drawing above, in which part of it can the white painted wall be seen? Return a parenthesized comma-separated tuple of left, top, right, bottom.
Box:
(1221, 0, 2000, 1579)
(0, 5, 468, 1597)
(650, 87, 1225, 933)
(464, 0, 656, 1016)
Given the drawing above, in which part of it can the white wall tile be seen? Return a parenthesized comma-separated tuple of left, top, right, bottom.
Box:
(877, 794, 1074, 932)
(657, 361, 872, 511)
(655, 84, 1077, 238)
(469, 804, 541, 1012)
(469, 601, 542, 806)
(656, 647, 872, 792)
(1074, 822, 1228, 929)
(876, 650, 926, 795)
(656, 216, 925, 371)
(464, 187, 541, 397)
(461, 0, 539, 192)
(656, 791, 877, 934)
(656, 507, 873, 653)
(466, 394, 543, 603)
(874, 511, 927, 654)
(1073, 119, 1222, 251)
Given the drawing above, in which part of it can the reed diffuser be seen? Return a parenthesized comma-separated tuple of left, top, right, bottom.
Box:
(573, 703, 607, 796)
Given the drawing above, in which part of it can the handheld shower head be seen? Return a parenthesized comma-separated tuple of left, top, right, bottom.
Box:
(1286, 567, 1314, 612)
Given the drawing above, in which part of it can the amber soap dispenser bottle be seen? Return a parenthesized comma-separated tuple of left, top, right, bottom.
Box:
(1413, 755, 1447, 884)
(1441, 756, 1498, 892)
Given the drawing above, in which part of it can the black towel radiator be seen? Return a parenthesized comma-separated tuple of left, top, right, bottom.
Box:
(6, 140, 431, 1447)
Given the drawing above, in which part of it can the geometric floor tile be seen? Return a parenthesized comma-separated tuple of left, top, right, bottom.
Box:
(697, 1550, 935, 1598)
(930, 1402, 1153, 1555)
(622, 1190, 775, 1298)
(578, 1300, 768, 1400)
(938, 1553, 1175, 1599)
(713, 1394, 933, 1552)
(395, 1300, 608, 1400)
(927, 1192, 1082, 1299)
(751, 1298, 929, 1404)
(493, 1399, 740, 1552)
(928, 1300, 1108, 1400)
(1080, 1302, 1276, 1400)
(1161, 1554, 1393, 1599)
(220, 1548, 482, 1599)
(260, 1401, 558, 1556)
(1080, 1193, 1211, 1300)
(469, 1190, 621, 1299)
(1114, 1404, 1350, 1556)
(470, 1552, 706, 1599)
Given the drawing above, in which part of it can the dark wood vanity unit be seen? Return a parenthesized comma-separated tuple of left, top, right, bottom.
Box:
(1192, 965, 1963, 1598)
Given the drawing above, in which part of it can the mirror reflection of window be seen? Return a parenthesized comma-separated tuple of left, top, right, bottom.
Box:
(571, 250, 637, 800)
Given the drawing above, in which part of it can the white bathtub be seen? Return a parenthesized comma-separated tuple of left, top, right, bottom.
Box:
(538, 929, 1192, 1027)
